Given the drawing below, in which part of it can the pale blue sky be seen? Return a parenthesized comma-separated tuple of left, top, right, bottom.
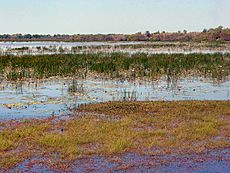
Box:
(0, 0, 229, 34)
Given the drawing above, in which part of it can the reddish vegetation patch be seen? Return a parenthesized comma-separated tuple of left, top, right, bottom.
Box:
(0, 101, 229, 172)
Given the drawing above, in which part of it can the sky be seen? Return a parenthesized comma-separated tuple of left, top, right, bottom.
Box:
(0, 0, 229, 34)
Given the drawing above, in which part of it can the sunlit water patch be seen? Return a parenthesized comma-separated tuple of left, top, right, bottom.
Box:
(0, 76, 229, 120)
(1, 41, 230, 55)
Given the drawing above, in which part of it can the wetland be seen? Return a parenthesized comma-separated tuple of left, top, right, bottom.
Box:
(0, 42, 229, 172)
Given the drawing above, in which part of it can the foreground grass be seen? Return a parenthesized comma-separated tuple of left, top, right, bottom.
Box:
(0, 101, 229, 169)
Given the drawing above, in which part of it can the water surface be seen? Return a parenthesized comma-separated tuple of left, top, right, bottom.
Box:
(0, 76, 229, 120)
(1, 41, 229, 55)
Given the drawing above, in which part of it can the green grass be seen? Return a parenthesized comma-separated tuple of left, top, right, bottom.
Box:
(0, 101, 229, 169)
(0, 53, 229, 81)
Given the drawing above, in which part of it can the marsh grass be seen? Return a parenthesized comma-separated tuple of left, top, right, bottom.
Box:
(0, 101, 229, 169)
(0, 53, 229, 81)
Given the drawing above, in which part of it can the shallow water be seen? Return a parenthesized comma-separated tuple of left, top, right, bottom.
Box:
(9, 149, 230, 173)
(0, 41, 142, 48)
(0, 41, 143, 55)
(0, 41, 229, 55)
(0, 76, 229, 120)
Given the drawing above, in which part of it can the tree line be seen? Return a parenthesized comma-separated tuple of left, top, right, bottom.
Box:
(0, 26, 229, 42)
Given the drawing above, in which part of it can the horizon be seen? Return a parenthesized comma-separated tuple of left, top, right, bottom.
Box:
(1, 0, 230, 34)
(0, 25, 228, 36)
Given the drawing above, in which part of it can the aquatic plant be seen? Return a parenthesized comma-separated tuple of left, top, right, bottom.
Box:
(0, 53, 229, 82)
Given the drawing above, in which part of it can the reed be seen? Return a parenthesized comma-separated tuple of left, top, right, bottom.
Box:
(0, 53, 229, 81)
